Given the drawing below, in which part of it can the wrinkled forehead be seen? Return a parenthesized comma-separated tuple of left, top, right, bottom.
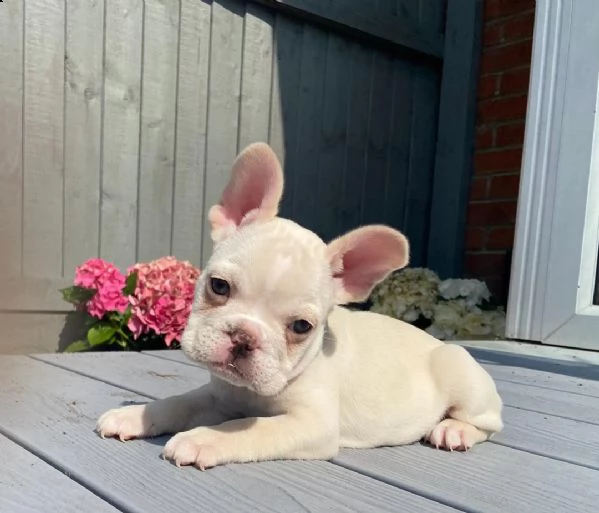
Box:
(209, 219, 331, 301)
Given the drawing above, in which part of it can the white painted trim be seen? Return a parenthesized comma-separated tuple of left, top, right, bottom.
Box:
(507, 0, 599, 350)
(506, 0, 571, 341)
(455, 340, 599, 366)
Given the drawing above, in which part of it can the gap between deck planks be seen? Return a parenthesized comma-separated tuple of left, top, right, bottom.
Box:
(0, 355, 459, 513)
(27, 350, 599, 513)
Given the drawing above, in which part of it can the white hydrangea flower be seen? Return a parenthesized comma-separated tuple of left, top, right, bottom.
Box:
(425, 322, 456, 340)
(438, 278, 491, 308)
(369, 267, 505, 342)
(455, 309, 506, 339)
(370, 267, 440, 322)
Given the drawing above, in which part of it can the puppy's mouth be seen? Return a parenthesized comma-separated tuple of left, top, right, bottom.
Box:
(208, 358, 247, 381)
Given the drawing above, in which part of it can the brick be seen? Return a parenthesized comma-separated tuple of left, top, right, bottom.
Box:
(487, 227, 516, 250)
(475, 125, 494, 149)
(478, 75, 499, 99)
(465, 227, 488, 251)
(470, 177, 489, 200)
(477, 95, 528, 123)
(480, 40, 533, 74)
(467, 201, 518, 226)
(496, 122, 526, 147)
(500, 68, 532, 95)
(503, 12, 535, 40)
(474, 149, 523, 173)
(464, 252, 508, 277)
(480, 275, 507, 303)
(489, 174, 521, 199)
(485, 0, 535, 21)
(484, 23, 503, 47)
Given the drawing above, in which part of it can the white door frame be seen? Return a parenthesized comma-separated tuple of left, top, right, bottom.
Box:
(506, 0, 599, 350)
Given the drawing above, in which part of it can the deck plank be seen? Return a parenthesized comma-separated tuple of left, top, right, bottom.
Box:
(467, 346, 599, 381)
(495, 380, 599, 424)
(37, 352, 599, 473)
(493, 407, 599, 470)
(334, 443, 599, 513)
(0, 434, 120, 513)
(468, 346, 599, 397)
(33, 351, 210, 397)
(0, 356, 456, 513)
(484, 364, 599, 398)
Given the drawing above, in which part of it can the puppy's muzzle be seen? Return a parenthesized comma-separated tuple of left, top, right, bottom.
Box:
(228, 322, 261, 359)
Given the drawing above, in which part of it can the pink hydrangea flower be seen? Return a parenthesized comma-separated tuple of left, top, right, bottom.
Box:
(127, 256, 200, 347)
(74, 258, 129, 319)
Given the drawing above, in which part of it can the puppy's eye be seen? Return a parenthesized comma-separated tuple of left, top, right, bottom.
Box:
(210, 277, 230, 296)
(290, 319, 313, 335)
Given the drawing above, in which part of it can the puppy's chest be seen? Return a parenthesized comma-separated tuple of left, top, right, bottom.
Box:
(213, 386, 283, 418)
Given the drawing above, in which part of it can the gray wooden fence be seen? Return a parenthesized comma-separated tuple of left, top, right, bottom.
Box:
(0, 0, 481, 351)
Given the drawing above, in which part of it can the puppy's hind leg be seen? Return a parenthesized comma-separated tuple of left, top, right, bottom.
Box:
(426, 344, 503, 451)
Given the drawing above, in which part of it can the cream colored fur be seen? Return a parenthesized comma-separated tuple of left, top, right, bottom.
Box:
(97, 143, 503, 470)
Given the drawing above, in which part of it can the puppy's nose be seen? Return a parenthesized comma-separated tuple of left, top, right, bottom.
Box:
(229, 326, 259, 358)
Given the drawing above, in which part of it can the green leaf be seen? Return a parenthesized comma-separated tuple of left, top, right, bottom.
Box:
(64, 340, 91, 353)
(61, 286, 96, 305)
(87, 324, 117, 346)
(122, 271, 138, 296)
(122, 306, 132, 323)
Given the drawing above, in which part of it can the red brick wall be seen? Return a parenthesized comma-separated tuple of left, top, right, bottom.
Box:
(465, 0, 535, 303)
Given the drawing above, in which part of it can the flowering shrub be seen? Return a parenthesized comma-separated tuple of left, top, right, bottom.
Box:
(127, 257, 200, 346)
(73, 259, 129, 318)
(61, 257, 200, 352)
(369, 268, 506, 340)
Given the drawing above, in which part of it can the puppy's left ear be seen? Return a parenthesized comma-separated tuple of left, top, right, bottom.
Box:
(327, 225, 409, 304)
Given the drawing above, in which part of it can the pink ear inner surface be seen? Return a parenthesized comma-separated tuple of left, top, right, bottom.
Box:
(209, 143, 284, 240)
(328, 226, 409, 303)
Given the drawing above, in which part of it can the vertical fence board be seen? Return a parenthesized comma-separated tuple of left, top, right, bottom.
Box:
(383, 62, 414, 236)
(290, 26, 327, 233)
(317, 34, 351, 240)
(100, 0, 143, 271)
(270, 15, 303, 218)
(361, 52, 394, 226)
(405, 65, 439, 266)
(137, 0, 180, 262)
(202, 0, 245, 263)
(238, 4, 274, 150)
(341, 44, 373, 232)
(171, 0, 211, 267)
(22, 0, 65, 277)
(0, 1, 24, 275)
(63, 0, 105, 274)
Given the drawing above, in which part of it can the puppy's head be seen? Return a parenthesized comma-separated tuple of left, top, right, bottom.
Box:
(181, 143, 409, 396)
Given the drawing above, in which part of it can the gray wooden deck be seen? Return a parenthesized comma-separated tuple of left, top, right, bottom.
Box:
(2, 346, 598, 513)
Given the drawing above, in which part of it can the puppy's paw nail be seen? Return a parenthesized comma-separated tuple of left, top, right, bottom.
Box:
(427, 419, 485, 452)
(95, 405, 147, 441)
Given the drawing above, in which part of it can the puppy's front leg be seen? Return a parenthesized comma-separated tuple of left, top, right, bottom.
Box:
(162, 409, 339, 470)
(96, 385, 226, 441)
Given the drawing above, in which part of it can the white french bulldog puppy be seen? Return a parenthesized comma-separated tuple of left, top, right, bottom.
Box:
(96, 142, 503, 470)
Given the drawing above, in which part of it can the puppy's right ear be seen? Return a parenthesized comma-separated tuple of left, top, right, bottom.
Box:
(208, 143, 284, 243)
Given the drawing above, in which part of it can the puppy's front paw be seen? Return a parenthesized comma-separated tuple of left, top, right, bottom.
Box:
(425, 418, 487, 452)
(162, 428, 223, 470)
(96, 405, 148, 441)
